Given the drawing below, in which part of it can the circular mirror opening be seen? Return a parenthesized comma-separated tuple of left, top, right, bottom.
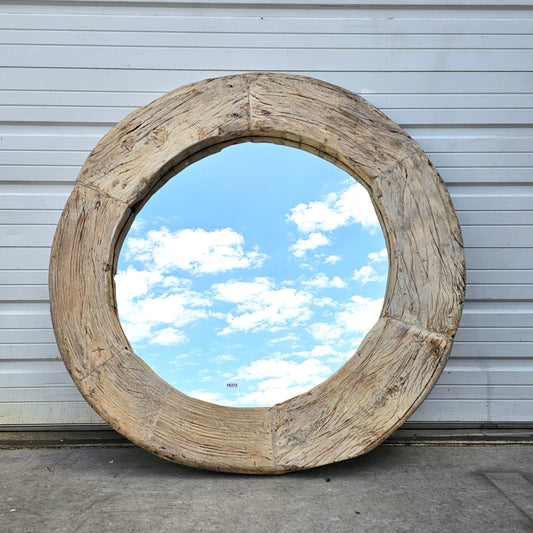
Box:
(115, 142, 389, 407)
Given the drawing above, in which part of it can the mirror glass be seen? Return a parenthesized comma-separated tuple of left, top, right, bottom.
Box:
(115, 142, 388, 407)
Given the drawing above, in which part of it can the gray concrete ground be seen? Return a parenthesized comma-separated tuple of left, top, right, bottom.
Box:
(1, 445, 532, 533)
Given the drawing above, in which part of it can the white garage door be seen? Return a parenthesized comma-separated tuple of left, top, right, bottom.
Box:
(0, 0, 532, 425)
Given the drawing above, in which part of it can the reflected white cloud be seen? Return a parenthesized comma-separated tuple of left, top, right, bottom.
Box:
(150, 327, 187, 346)
(309, 295, 383, 342)
(353, 264, 386, 285)
(127, 227, 267, 275)
(213, 277, 313, 335)
(303, 273, 346, 289)
(289, 232, 330, 258)
(294, 345, 336, 359)
(324, 255, 341, 264)
(337, 295, 384, 334)
(115, 266, 210, 345)
(229, 356, 331, 406)
(115, 266, 163, 302)
(287, 182, 380, 234)
(308, 321, 345, 342)
(188, 390, 224, 404)
(368, 248, 388, 263)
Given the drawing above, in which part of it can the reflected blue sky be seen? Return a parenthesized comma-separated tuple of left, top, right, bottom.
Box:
(115, 142, 388, 406)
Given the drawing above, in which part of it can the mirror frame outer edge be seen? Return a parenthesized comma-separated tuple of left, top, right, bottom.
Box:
(49, 73, 466, 474)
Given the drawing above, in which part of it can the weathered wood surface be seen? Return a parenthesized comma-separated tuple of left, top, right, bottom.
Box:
(49, 72, 465, 473)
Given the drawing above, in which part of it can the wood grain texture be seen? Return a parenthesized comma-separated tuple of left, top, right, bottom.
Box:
(374, 151, 466, 336)
(270, 317, 452, 469)
(76, 75, 252, 208)
(49, 73, 465, 473)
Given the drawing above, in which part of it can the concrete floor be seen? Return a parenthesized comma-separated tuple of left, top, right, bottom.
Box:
(1, 445, 532, 533)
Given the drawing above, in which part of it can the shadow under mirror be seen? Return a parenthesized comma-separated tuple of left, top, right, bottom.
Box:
(115, 142, 389, 407)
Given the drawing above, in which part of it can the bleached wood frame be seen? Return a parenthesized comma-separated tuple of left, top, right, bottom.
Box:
(49, 73, 465, 474)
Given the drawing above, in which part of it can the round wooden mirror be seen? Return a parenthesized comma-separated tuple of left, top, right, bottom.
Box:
(49, 73, 465, 474)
